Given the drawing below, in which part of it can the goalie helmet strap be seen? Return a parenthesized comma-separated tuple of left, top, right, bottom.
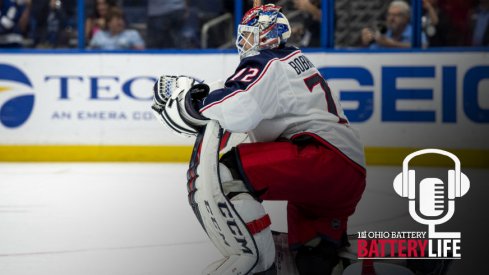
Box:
(246, 214, 271, 235)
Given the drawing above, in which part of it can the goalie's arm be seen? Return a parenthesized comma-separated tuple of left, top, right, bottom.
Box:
(197, 59, 281, 133)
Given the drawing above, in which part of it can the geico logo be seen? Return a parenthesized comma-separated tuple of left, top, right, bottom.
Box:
(44, 76, 157, 101)
(320, 65, 489, 123)
(0, 64, 35, 128)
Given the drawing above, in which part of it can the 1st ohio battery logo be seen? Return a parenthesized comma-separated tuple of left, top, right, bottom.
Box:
(357, 149, 470, 259)
(0, 64, 35, 128)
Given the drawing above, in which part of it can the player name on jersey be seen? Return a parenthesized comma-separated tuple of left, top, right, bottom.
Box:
(288, 54, 315, 75)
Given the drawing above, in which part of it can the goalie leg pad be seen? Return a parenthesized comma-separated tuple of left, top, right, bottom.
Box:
(188, 121, 275, 275)
(230, 193, 276, 274)
(219, 163, 275, 273)
(201, 192, 275, 275)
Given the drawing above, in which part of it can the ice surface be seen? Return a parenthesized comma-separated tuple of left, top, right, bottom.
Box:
(0, 163, 486, 274)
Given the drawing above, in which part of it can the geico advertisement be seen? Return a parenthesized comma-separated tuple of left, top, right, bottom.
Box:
(0, 52, 487, 148)
(308, 52, 489, 149)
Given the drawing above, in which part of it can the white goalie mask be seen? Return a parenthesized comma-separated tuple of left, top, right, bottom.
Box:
(236, 4, 291, 59)
(236, 25, 261, 59)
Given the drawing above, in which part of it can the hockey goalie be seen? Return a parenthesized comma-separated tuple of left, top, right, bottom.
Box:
(151, 4, 366, 275)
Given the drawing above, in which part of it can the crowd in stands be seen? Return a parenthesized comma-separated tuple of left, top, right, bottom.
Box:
(361, 1, 428, 49)
(359, 0, 487, 49)
(0, 0, 487, 50)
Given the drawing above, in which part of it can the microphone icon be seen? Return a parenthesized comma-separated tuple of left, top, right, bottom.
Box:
(393, 149, 470, 239)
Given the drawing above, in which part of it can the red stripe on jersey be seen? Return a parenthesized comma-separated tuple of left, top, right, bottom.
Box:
(200, 50, 301, 113)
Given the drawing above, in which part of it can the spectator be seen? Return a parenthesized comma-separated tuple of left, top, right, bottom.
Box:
(18, 0, 31, 39)
(471, 0, 489, 46)
(293, 0, 321, 47)
(361, 0, 428, 48)
(423, 0, 465, 47)
(28, 0, 74, 48)
(33, 0, 69, 48)
(422, 0, 452, 47)
(62, 0, 76, 25)
(29, 0, 49, 46)
(46, 0, 69, 47)
(422, 0, 439, 38)
(294, 0, 321, 21)
(0, 0, 27, 48)
(85, 0, 117, 42)
(440, 0, 473, 46)
(89, 7, 144, 50)
(146, 0, 188, 49)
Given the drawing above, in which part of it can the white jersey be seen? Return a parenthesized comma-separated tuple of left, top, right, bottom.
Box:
(199, 46, 365, 168)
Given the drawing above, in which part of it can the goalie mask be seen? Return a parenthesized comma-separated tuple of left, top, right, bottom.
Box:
(236, 4, 291, 59)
